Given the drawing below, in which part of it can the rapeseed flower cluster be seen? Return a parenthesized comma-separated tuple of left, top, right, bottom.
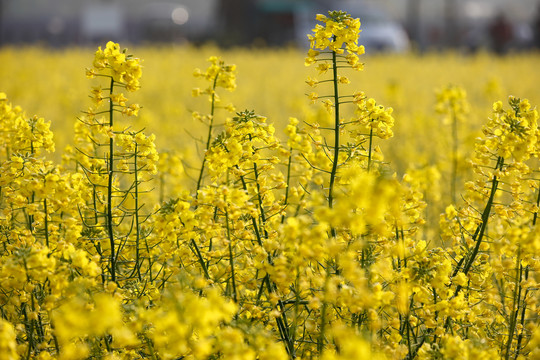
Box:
(87, 41, 142, 92)
(192, 56, 237, 192)
(305, 11, 364, 65)
(435, 85, 470, 125)
(435, 85, 471, 204)
(439, 97, 539, 359)
(193, 56, 237, 94)
(0, 11, 538, 360)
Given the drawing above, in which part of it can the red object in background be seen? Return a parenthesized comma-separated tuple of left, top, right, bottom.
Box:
(489, 13, 514, 54)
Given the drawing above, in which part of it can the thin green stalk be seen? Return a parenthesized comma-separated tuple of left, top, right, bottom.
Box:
(133, 142, 142, 281)
(225, 205, 237, 303)
(30, 288, 44, 343)
(195, 73, 220, 194)
(250, 159, 295, 356)
(505, 248, 522, 360)
(253, 160, 269, 236)
(367, 127, 373, 172)
(451, 157, 502, 278)
(533, 181, 540, 226)
(328, 48, 340, 211)
(461, 157, 503, 276)
(230, 149, 294, 355)
(190, 239, 211, 279)
(217, 118, 295, 355)
(107, 76, 116, 283)
(52, 333, 60, 355)
(514, 266, 529, 359)
(432, 287, 439, 341)
(445, 157, 504, 333)
(263, 275, 292, 356)
(188, 74, 221, 289)
(43, 199, 49, 248)
(280, 148, 293, 224)
(36, 312, 45, 344)
(146, 338, 159, 360)
(24, 310, 33, 360)
(235, 162, 266, 248)
(22, 262, 35, 359)
(317, 271, 330, 354)
(26, 193, 35, 232)
(92, 187, 99, 226)
(396, 229, 414, 359)
(104, 334, 112, 352)
(405, 315, 413, 359)
(289, 269, 301, 358)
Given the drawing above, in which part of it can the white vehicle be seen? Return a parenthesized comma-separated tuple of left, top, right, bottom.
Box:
(294, 0, 410, 52)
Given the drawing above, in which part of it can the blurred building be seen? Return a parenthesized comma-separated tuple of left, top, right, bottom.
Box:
(0, 0, 538, 51)
(0, 0, 220, 45)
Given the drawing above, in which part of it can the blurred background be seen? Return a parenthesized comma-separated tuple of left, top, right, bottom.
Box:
(1, 0, 540, 53)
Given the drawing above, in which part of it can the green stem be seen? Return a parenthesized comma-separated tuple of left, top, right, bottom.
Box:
(225, 205, 238, 303)
(253, 160, 269, 237)
(505, 248, 522, 360)
(191, 239, 211, 279)
(27, 193, 35, 232)
(196, 72, 220, 194)
(146, 338, 159, 360)
(405, 315, 413, 359)
(446, 156, 503, 332)
(317, 271, 330, 354)
(280, 149, 293, 224)
(107, 76, 116, 283)
(43, 199, 49, 248)
(328, 49, 340, 211)
(533, 180, 540, 226)
(251, 159, 295, 356)
(289, 270, 301, 358)
(514, 266, 529, 359)
(367, 127, 373, 172)
(134, 142, 142, 281)
(233, 157, 294, 356)
(104, 334, 112, 352)
(461, 156, 503, 276)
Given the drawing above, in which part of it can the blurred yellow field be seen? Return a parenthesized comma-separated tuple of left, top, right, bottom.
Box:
(2, 45, 539, 151)
(2, 45, 539, 215)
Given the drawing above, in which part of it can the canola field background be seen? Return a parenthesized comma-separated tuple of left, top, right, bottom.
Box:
(0, 15, 539, 359)
(2, 46, 540, 162)
(2, 45, 539, 222)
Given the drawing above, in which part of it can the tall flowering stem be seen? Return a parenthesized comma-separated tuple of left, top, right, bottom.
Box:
(460, 156, 502, 276)
(440, 96, 539, 356)
(305, 11, 363, 210)
(328, 47, 341, 210)
(84, 41, 144, 283)
(454, 97, 537, 280)
(192, 56, 236, 194)
(106, 76, 116, 282)
(304, 11, 396, 354)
